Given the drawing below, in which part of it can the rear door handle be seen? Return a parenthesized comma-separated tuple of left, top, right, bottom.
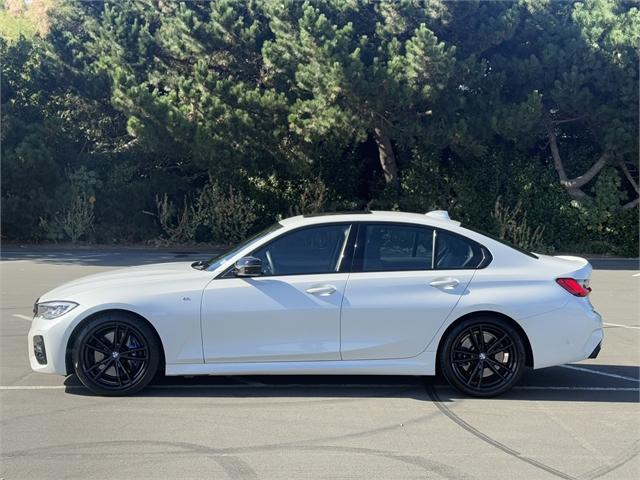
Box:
(429, 278, 460, 289)
(306, 285, 337, 296)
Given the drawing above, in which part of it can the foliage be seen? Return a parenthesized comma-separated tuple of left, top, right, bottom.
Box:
(197, 181, 258, 244)
(153, 194, 198, 245)
(289, 177, 328, 216)
(152, 180, 258, 245)
(0, 0, 638, 255)
(492, 196, 545, 252)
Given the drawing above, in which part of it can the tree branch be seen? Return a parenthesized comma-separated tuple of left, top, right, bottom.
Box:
(548, 128, 569, 182)
(563, 152, 610, 189)
(619, 160, 640, 195)
(547, 128, 588, 199)
(547, 128, 611, 197)
(552, 114, 587, 124)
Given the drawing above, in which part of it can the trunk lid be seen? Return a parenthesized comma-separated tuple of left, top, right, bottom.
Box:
(536, 254, 593, 279)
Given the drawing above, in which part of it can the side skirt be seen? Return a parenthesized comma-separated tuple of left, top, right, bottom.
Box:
(165, 351, 436, 377)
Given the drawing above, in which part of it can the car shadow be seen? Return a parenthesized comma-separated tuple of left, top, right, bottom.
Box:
(63, 364, 639, 403)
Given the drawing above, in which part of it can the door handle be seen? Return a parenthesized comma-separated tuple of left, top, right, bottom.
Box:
(429, 278, 460, 289)
(306, 285, 337, 296)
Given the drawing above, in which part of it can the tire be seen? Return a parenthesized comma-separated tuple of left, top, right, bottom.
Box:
(72, 313, 161, 396)
(439, 315, 526, 397)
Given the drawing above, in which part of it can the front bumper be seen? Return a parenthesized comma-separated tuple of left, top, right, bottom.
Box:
(27, 310, 83, 376)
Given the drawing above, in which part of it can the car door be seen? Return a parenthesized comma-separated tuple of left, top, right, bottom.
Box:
(340, 223, 486, 360)
(201, 223, 354, 363)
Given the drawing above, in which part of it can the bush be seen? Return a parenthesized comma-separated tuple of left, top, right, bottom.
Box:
(153, 194, 198, 245)
(492, 196, 545, 252)
(197, 182, 258, 244)
(152, 179, 259, 245)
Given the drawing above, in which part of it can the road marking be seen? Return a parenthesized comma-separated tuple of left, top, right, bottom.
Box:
(0, 385, 67, 390)
(11, 314, 32, 322)
(1, 384, 638, 392)
(560, 364, 639, 382)
(0, 384, 419, 390)
(632, 273, 640, 277)
(604, 322, 640, 330)
(513, 386, 639, 392)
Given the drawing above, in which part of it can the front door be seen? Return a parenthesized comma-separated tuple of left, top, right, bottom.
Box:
(201, 223, 353, 363)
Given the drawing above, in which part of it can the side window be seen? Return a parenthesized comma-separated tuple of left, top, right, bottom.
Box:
(361, 224, 434, 272)
(435, 230, 485, 269)
(252, 224, 351, 276)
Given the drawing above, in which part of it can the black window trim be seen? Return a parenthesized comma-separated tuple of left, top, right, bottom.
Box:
(350, 222, 492, 274)
(215, 220, 492, 279)
(216, 222, 357, 279)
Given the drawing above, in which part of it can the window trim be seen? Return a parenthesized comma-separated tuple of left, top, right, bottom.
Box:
(350, 222, 492, 274)
(216, 222, 357, 279)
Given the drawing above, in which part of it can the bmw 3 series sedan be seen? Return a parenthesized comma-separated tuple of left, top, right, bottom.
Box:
(28, 210, 603, 396)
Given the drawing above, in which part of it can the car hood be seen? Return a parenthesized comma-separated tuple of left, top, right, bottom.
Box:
(39, 261, 209, 302)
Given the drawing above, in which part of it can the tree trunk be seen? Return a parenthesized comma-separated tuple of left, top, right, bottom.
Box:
(373, 126, 399, 189)
(548, 128, 608, 200)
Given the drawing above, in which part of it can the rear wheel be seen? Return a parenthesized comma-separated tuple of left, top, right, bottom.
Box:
(72, 313, 160, 396)
(440, 316, 526, 397)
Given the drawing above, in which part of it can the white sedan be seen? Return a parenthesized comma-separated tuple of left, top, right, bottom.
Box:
(28, 210, 603, 396)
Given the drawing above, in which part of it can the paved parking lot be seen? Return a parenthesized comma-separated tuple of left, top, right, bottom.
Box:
(1, 248, 638, 479)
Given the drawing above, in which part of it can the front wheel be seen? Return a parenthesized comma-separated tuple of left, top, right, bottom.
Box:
(439, 316, 526, 397)
(72, 313, 161, 396)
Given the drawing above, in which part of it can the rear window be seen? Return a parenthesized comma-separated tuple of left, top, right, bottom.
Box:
(361, 224, 434, 272)
(352, 223, 490, 272)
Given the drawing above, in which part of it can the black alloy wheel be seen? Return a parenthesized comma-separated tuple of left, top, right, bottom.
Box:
(440, 316, 526, 397)
(72, 314, 160, 396)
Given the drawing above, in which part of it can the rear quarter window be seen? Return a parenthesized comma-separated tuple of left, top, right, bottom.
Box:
(435, 229, 490, 269)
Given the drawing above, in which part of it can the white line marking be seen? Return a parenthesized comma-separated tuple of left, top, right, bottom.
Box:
(11, 314, 32, 322)
(560, 364, 639, 383)
(604, 322, 640, 330)
(1, 385, 638, 392)
(0, 384, 419, 391)
(632, 273, 640, 277)
(0, 385, 66, 390)
(513, 386, 639, 392)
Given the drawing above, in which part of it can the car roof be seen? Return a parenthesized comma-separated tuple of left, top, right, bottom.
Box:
(279, 210, 462, 229)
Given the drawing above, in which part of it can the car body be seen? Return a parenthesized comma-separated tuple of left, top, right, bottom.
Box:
(28, 210, 603, 396)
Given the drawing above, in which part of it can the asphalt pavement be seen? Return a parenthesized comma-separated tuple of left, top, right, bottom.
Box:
(0, 248, 638, 479)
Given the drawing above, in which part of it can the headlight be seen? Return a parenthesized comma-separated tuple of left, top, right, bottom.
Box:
(35, 301, 78, 319)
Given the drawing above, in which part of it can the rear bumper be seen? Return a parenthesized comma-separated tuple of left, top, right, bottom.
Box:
(521, 301, 604, 369)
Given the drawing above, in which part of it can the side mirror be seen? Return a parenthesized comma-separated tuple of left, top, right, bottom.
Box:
(234, 256, 263, 277)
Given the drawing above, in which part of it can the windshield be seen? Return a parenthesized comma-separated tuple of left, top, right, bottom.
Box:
(463, 225, 539, 259)
(203, 222, 283, 271)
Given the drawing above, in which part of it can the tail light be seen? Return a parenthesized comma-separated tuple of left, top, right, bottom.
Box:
(556, 278, 591, 297)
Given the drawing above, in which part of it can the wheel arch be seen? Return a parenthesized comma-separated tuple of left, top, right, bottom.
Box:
(65, 309, 166, 375)
(435, 310, 534, 373)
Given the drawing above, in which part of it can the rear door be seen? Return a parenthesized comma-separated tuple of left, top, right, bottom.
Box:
(340, 223, 484, 360)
